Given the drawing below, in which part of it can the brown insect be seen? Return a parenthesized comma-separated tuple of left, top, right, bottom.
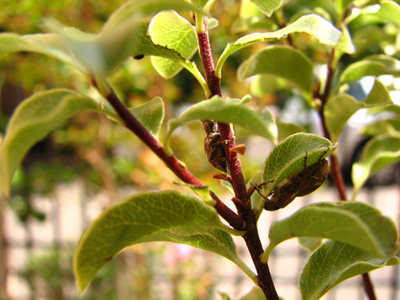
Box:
(203, 121, 228, 172)
(263, 151, 329, 211)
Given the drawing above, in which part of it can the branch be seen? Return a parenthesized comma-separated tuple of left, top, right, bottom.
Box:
(92, 80, 244, 230)
(318, 48, 377, 300)
(318, 50, 347, 201)
(195, 14, 279, 300)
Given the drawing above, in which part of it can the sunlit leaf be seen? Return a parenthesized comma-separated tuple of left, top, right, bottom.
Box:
(250, 74, 294, 97)
(324, 78, 393, 143)
(298, 237, 323, 253)
(375, 0, 400, 27)
(128, 97, 165, 138)
(249, 0, 282, 17)
(352, 134, 400, 199)
(239, 286, 267, 299)
(216, 14, 344, 77)
(240, 0, 263, 19)
(238, 46, 314, 101)
(218, 292, 232, 300)
(277, 120, 307, 141)
(0, 89, 108, 197)
(339, 55, 400, 86)
(45, 0, 205, 79)
(333, 0, 354, 17)
(190, 0, 216, 10)
(149, 10, 198, 78)
(74, 191, 255, 293)
(262, 201, 400, 262)
(164, 96, 277, 155)
(300, 240, 399, 300)
(360, 119, 400, 137)
(261, 133, 336, 197)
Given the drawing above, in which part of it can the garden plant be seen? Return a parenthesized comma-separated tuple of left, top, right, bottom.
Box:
(1, 0, 400, 299)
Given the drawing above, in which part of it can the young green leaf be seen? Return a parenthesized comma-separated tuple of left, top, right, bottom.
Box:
(338, 55, 400, 86)
(324, 78, 393, 143)
(164, 96, 277, 154)
(375, 0, 400, 27)
(239, 0, 263, 19)
(298, 237, 323, 253)
(238, 46, 314, 101)
(277, 120, 307, 141)
(360, 119, 400, 137)
(0, 89, 107, 197)
(216, 14, 344, 77)
(190, 0, 216, 11)
(262, 201, 400, 262)
(45, 0, 206, 80)
(128, 97, 165, 139)
(74, 191, 255, 293)
(149, 11, 198, 78)
(352, 134, 400, 199)
(247, 171, 263, 216)
(335, 23, 356, 54)
(218, 292, 233, 300)
(300, 240, 400, 300)
(239, 286, 267, 299)
(249, 0, 282, 17)
(261, 133, 336, 197)
(333, 0, 354, 17)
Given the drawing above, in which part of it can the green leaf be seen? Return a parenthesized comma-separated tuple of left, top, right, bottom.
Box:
(238, 46, 314, 101)
(0, 33, 86, 73)
(249, 0, 282, 17)
(128, 97, 165, 138)
(333, 0, 354, 17)
(339, 55, 400, 86)
(324, 78, 393, 143)
(248, 171, 263, 216)
(239, 286, 267, 299)
(129, 22, 208, 94)
(250, 74, 295, 97)
(298, 237, 323, 253)
(74, 191, 255, 293)
(375, 0, 400, 27)
(360, 119, 400, 137)
(240, 0, 263, 19)
(46, 0, 205, 79)
(218, 292, 232, 300)
(335, 23, 356, 54)
(262, 201, 400, 262)
(149, 11, 198, 78)
(261, 133, 336, 197)
(0, 89, 107, 197)
(190, 0, 216, 11)
(352, 134, 400, 199)
(277, 120, 307, 141)
(164, 96, 277, 155)
(216, 14, 344, 77)
(300, 240, 400, 300)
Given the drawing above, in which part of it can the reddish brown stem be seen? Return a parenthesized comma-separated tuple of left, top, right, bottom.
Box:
(196, 17, 222, 97)
(196, 15, 248, 205)
(242, 209, 279, 299)
(318, 49, 347, 201)
(362, 273, 377, 300)
(196, 15, 279, 300)
(319, 110, 347, 201)
(318, 48, 377, 299)
(218, 122, 249, 205)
